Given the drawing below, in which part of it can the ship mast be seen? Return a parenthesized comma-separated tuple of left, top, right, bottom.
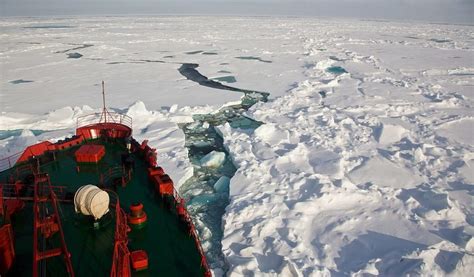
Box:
(102, 80, 107, 123)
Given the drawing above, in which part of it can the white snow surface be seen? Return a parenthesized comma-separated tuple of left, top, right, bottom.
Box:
(217, 19, 474, 276)
(1, 16, 474, 276)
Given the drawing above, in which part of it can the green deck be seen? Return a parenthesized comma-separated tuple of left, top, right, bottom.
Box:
(0, 139, 205, 276)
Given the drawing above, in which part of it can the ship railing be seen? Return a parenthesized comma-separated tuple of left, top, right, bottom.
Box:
(107, 190, 131, 277)
(0, 143, 51, 173)
(100, 166, 132, 188)
(0, 182, 64, 196)
(76, 112, 132, 130)
(171, 187, 212, 276)
(0, 151, 23, 172)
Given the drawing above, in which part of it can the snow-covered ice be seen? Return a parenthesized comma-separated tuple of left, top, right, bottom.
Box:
(218, 19, 473, 276)
(1, 16, 473, 276)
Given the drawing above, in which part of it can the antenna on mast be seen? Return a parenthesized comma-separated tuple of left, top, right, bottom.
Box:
(102, 80, 107, 123)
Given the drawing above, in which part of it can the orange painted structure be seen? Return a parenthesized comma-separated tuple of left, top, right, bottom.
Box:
(109, 191, 131, 277)
(15, 136, 86, 165)
(129, 203, 144, 217)
(130, 250, 148, 271)
(155, 175, 174, 196)
(128, 203, 148, 226)
(139, 140, 158, 167)
(32, 173, 74, 277)
(16, 141, 54, 163)
(0, 224, 15, 275)
(54, 135, 84, 151)
(76, 123, 132, 140)
(75, 144, 106, 163)
(4, 199, 25, 218)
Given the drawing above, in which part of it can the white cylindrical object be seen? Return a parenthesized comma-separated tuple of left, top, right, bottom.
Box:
(74, 185, 110, 220)
(86, 189, 109, 220)
(74, 185, 96, 215)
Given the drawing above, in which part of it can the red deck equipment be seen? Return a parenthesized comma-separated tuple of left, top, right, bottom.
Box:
(4, 199, 25, 218)
(16, 141, 54, 163)
(55, 135, 84, 150)
(130, 250, 148, 271)
(128, 203, 148, 226)
(147, 166, 164, 178)
(75, 144, 105, 163)
(153, 174, 174, 196)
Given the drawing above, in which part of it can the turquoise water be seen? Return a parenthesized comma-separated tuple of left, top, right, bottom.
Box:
(186, 50, 203, 55)
(211, 76, 236, 83)
(326, 66, 348, 75)
(9, 79, 34, 84)
(235, 56, 272, 63)
(67, 52, 83, 59)
(0, 129, 48, 140)
(178, 63, 270, 98)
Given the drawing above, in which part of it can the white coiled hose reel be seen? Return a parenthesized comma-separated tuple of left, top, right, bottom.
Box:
(74, 185, 110, 220)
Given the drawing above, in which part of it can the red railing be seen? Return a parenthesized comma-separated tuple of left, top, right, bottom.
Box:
(171, 188, 212, 276)
(76, 112, 132, 130)
(0, 138, 75, 173)
(9, 163, 36, 182)
(0, 151, 23, 172)
(0, 182, 68, 202)
(108, 190, 131, 277)
(100, 166, 132, 188)
(32, 173, 74, 277)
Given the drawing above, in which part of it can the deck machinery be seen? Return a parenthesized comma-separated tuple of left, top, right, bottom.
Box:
(0, 83, 211, 277)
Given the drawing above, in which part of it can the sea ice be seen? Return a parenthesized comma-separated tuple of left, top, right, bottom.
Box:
(213, 176, 230, 193)
(1, 16, 473, 276)
(200, 151, 226, 168)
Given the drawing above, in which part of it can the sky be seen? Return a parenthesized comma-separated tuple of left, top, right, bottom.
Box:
(0, 0, 473, 24)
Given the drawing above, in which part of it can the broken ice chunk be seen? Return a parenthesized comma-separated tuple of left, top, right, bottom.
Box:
(187, 194, 220, 208)
(213, 176, 230, 193)
(200, 151, 226, 168)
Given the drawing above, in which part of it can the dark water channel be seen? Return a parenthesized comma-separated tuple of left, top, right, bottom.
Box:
(177, 63, 269, 272)
(178, 63, 268, 95)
